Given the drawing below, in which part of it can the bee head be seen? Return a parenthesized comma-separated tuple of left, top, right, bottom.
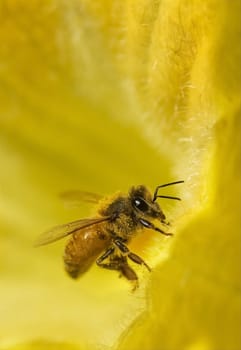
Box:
(129, 181, 184, 224)
(129, 185, 166, 223)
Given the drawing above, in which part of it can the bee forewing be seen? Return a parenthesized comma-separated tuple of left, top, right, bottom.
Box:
(34, 216, 110, 247)
(60, 190, 103, 205)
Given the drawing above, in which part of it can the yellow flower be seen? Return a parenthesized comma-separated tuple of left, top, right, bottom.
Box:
(0, 1, 240, 350)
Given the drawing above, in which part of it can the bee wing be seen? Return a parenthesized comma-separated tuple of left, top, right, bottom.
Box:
(60, 190, 103, 205)
(34, 216, 110, 247)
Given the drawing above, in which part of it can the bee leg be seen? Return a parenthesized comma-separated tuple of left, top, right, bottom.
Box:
(139, 218, 173, 236)
(97, 261, 124, 270)
(97, 251, 139, 291)
(120, 263, 139, 291)
(96, 254, 128, 274)
(114, 239, 151, 272)
(112, 255, 139, 290)
(96, 247, 115, 267)
(96, 247, 129, 272)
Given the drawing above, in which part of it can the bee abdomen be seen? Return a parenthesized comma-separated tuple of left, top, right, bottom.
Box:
(63, 228, 109, 279)
(63, 238, 95, 278)
(64, 260, 81, 279)
(64, 252, 96, 278)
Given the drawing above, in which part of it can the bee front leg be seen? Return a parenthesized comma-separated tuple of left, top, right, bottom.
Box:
(114, 239, 151, 272)
(139, 218, 173, 236)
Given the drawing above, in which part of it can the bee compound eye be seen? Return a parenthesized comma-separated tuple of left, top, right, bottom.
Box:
(133, 197, 149, 212)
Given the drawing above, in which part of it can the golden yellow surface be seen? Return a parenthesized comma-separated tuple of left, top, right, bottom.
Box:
(0, 1, 240, 350)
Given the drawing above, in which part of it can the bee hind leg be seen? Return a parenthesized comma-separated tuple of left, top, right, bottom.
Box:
(96, 249, 139, 291)
(96, 247, 117, 269)
(114, 239, 151, 272)
(96, 247, 123, 271)
(120, 262, 139, 291)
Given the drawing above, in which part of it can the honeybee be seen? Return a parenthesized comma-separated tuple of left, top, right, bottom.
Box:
(35, 181, 184, 289)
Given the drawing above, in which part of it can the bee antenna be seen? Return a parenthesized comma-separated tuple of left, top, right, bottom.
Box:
(155, 195, 181, 201)
(152, 180, 184, 202)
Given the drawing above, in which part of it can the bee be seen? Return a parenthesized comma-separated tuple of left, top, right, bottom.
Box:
(35, 181, 184, 289)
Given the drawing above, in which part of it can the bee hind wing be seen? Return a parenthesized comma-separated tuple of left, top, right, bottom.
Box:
(34, 216, 110, 247)
(59, 190, 103, 206)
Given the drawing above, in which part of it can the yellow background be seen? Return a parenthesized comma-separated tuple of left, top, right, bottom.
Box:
(0, 1, 240, 349)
